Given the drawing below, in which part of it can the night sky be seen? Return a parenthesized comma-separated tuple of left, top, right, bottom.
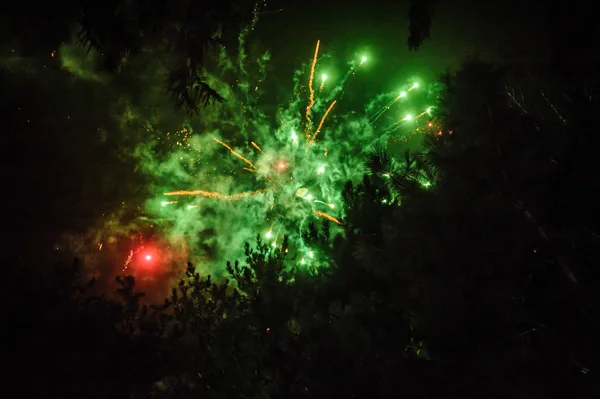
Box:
(4, 3, 600, 396)
(252, 0, 548, 95)
(0, 0, 592, 263)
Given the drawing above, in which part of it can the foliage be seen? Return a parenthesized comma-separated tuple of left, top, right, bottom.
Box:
(407, 0, 434, 50)
(0, 0, 253, 113)
(8, 59, 600, 398)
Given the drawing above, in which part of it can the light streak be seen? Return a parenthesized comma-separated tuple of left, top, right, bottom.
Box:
(164, 190, 263, 200)
(305, 40, 320, 139)
(310, 100, 336, 145)
(319, 74, 327, 91)
(312, 210, 342, 225)
(251, 141, 263, 152)
(213, 137, 257, 169)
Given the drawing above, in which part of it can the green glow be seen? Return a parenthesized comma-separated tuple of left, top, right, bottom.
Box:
(405, 114, 413, 120)
(108, 30, 435, 274)
(412, 82, 419, 88)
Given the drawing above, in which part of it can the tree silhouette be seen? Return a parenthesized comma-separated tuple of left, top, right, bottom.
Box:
(1, 0, 253, 113)
(408, 0, 434, 50)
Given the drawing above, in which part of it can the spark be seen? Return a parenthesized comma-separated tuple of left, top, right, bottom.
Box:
(164, 190, 263, 200)
(319, 74, 327, 91)
(305, 40, 320, 138)
(123, 250, 133, 272)
(312, 209, 342, 225)
(309, 100, 336, 145)
(251, 141, 263, 152)
(314, 200, 335, 209)
(382, 106, 432, 135)
(213, 137, 257, 170)
(368, 81, 421, 124)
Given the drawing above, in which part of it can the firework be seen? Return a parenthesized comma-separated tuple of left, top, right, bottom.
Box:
(129, 30, 431, 273)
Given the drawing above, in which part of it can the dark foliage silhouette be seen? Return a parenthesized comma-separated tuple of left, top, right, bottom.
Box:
(7, 58, 600, 398)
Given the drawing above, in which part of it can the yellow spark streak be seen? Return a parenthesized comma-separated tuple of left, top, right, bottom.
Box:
(305, 40, 320, 139)
(164, 190, 263, 200)
(243, 167, 256, 173)
(251, 141, 263, 152)
(415, 110, 428, 119)
(213, 137, 257, 169)
(319, 80, 325, 92)
(312, 209, 342, 225)
(123, 250, 133, 272)
(309, 100, 336, 144)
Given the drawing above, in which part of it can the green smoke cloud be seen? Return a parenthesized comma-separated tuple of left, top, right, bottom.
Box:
(52, 26, 431, 281)
(130, 31, 431, 276)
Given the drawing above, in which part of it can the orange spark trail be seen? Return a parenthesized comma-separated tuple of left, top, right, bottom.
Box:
(251, 141, 263, 152)
(310, 100, 336, 144)
(312, 210, 342, 225)
(305, 40, 320, 139)
(213, 137, 257, 169)
(164, 190, 263, 200)
(415, 110, 428, 119)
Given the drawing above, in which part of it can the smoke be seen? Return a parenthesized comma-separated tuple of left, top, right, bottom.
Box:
(51, 27, 430, 288)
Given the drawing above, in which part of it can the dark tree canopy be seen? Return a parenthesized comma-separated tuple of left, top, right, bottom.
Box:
(407, 0, 434, 50)
(4, 3, 600, 397)
(7, 57, 600, 397)
(1, 0, 254, 113)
